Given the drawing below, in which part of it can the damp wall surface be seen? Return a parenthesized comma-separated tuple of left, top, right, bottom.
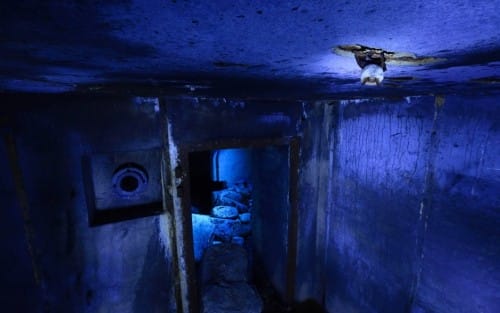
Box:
(323, 97, 434, 312)
(0, 95, 175, 313)
(250, 144, 291, 297)
(413, 96, 499, 313)
(322, 95, 499, 313)
(165, 97, 301, 145)
(215, 148, 253, 185)
(1, 93, 498, 313)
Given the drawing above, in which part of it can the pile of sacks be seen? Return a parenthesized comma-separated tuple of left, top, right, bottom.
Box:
(211, 181, 253, 244)
(192, 181, 253, 261)
(212, 181, 252, 215)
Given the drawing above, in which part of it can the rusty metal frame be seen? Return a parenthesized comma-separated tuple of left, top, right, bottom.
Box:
(176, 136, 300, 312)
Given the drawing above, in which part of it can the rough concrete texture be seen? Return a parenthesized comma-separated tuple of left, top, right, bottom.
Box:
(250, 144, 291, 300)
(1, 93, 498, 313)
(216, 149, 253, 186)
(413, 96, 499, 313)
(0, 96, 175, 312)
(322, 95, 499, 313)
(166, 97, 301, 144)
(202, 283, 263, 313)
(325, 97, 433, 313)
(295, 101, 336, 302)
(200, 243, 249, 285)
(0, 1, 499, 97)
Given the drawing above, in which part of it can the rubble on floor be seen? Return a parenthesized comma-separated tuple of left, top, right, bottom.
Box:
(192, 181, 253, 261)
(200, 243, 262, 313)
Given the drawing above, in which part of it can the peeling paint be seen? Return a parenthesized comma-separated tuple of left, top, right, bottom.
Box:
(158, 215, 172, 259)
(158, 135, 174, 261)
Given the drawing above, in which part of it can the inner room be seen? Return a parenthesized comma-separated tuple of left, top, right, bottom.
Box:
(188, 144, 296, 312)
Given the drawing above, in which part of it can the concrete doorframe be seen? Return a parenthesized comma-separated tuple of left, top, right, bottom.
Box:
(168, 136, 300, 313)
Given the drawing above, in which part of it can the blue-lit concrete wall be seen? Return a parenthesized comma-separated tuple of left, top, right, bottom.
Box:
(251, 145, 290, 298)
(214, 148, 252, 185)
(323, 97, 433, 312)
(166, 97, 300, 144)
(2, 94, 497, 313)
(294, 101, 335, 301)
(0, 95, 175, 313)
(413, 96, 499, 313)
(321, 96, 499, 313)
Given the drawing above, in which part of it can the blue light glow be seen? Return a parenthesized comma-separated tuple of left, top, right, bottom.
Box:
(212, 148, 252, 185)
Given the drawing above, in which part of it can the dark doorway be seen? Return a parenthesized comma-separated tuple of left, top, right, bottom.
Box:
(182, 137, 299, 313)
(188, 150, 215, 215)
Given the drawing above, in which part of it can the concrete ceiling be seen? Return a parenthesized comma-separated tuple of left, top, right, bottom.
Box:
(1, 0, 499, 98)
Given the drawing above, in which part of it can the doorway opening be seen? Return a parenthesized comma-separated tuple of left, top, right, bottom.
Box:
(184, 138, 299, 313)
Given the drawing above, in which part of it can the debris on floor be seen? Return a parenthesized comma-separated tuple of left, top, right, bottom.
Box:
(200, 243, 263, 313)
(192, 181, 253, 261)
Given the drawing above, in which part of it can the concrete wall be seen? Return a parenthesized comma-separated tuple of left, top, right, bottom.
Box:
(165, 97, 301, 144)
(1, 95, 304, 313)
(325, 97, 433, 313)
(2, 94, 497, 313)
(320, 96, 499, 313)
(251, 145, 290, 298)
(413, 96, 499, 313)
(294, 101, 335, 301)
(215, 148, 252, 185)
(0, 95, 175, 313)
